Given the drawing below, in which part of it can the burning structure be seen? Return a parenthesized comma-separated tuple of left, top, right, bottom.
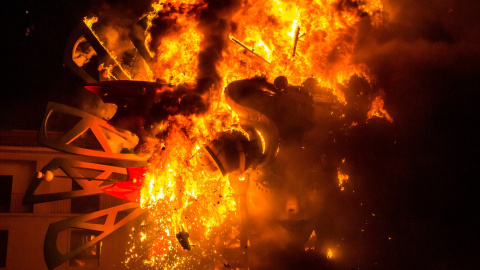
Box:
(2, 0, 480, 268)
(8, 0, 409, 269)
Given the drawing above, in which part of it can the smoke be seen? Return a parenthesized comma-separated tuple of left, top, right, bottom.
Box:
(245, 0, 480, 268)
(138, 0, 243, 137)
(69, 0, 242, 131)
(83, 0, 153, 81)
(249, 246, 335, 270)
(338, 0, 480, 268)
(146, 84, 208, 127)
(4, 0, 479, 268)
(195, 0, 242, 93)
(104, 1, 479, 266)
(148, 3, 198, 52)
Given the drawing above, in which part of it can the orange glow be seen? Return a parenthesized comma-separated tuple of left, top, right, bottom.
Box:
(368, 95, 394, 123)
(142, 0, 386, 102)
(83, 16, 132, 80)
(153, 18, 202, 85)
(131, 109, 241, 267)
(219, 0, 377, 102)
(81, 0, 393, 267)
(338, 170, 349, 191)
(327, 248, 333, 259)
(83, 16, 98, 29)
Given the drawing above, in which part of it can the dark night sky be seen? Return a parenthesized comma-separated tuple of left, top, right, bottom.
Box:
(1, 0, 480, 269)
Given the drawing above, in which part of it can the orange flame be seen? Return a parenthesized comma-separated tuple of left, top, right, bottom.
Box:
(83, 16, 132, 80)
(82, 0, 391, 267)
(327, 248, 334, 259)
(367, 95, 394, 123)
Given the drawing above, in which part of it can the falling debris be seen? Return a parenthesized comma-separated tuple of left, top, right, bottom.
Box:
(176, 230, 193, 251)
(229, 34, 271, 64)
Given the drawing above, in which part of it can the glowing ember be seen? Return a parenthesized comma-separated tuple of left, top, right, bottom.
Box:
(368, 95, 394, 123)
(338, 170, 349, 191)
(327, 248, 333, 259)
(130, 111, 241, 267)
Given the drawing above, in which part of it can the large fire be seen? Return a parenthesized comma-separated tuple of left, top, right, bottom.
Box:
(82, 0, 391, 268)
